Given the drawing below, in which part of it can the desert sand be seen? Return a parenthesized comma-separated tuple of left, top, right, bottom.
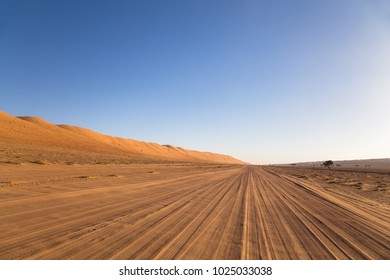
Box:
(1, 164, 389, 259)
(0, 111, 243, 165)
(0, 111, 389, 259)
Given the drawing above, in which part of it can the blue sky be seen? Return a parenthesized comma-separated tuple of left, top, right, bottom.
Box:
(1, 0, 389, 164)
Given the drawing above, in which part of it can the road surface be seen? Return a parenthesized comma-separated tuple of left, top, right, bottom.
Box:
(0, 165, 389, 259)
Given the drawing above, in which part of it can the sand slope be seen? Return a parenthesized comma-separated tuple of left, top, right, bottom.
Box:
(0, 111, 243, 164)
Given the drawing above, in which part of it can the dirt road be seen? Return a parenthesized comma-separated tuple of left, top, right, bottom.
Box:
(0, 165, 389, 259)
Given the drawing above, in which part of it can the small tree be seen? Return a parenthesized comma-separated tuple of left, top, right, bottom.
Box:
(323, 160, 334, 170)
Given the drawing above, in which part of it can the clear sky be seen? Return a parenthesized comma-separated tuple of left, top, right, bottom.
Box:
(1, 0, 389, 164)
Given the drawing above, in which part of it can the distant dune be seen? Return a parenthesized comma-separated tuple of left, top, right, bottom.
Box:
(0, 111, 243, 165)
(280, 158, 390, 172)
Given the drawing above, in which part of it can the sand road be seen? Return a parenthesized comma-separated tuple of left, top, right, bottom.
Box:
(0, 165, 389, 259)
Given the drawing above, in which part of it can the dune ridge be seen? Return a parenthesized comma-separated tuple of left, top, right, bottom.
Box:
(0, 111, 243, 164)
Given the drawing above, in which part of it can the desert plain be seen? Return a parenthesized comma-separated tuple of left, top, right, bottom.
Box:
(0, 111, 389, 259)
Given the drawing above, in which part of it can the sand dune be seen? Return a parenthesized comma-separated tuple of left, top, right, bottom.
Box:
(284, 158, 390, 172)
(0, 111, 243, 164)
